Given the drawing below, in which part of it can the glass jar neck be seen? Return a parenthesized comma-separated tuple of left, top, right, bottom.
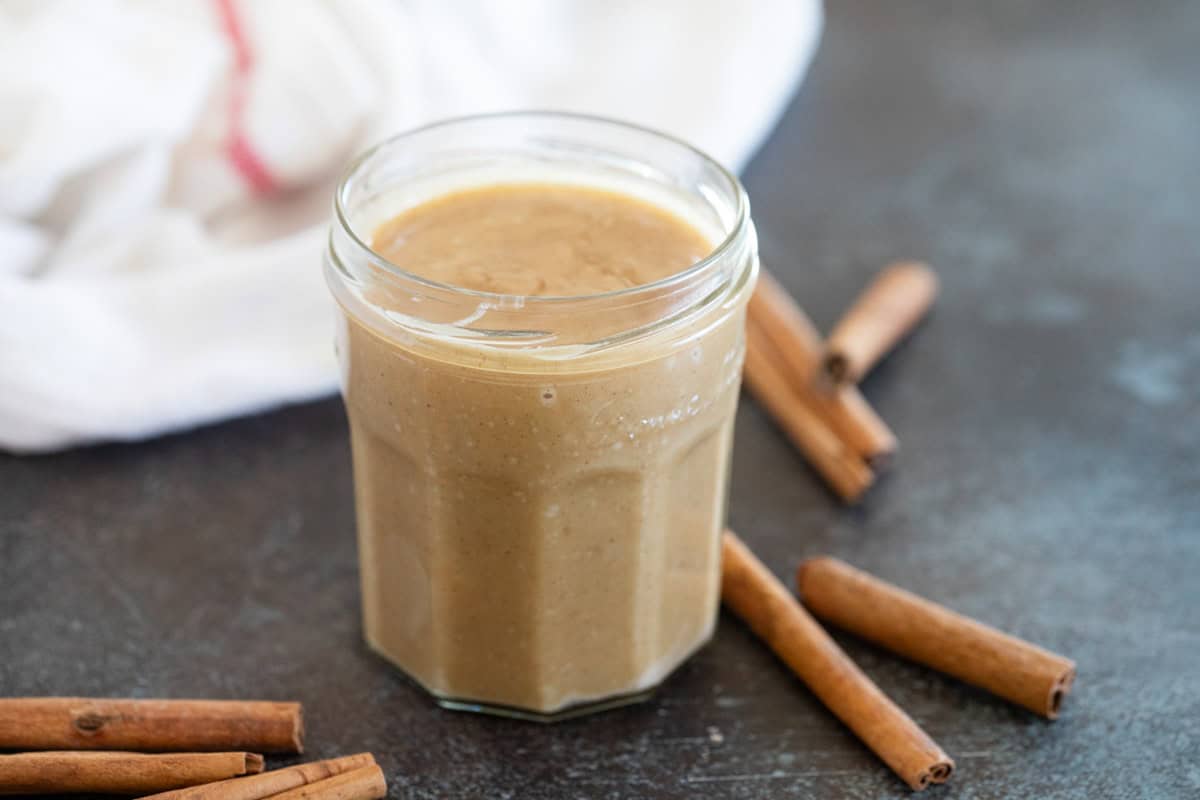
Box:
(325, 113, 757, 365)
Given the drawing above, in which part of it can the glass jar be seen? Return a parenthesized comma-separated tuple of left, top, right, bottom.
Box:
(325, 112, 758, 720)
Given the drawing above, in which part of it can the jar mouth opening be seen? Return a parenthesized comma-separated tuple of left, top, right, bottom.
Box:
(333, 110, 750, 305)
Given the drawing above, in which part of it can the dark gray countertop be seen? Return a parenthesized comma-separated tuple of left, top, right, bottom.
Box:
(3, 2, 1198, 797)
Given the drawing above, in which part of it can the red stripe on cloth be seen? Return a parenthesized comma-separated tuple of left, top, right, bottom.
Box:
(212, 0, 278, 194)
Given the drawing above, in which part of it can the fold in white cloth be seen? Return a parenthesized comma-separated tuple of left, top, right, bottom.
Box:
(0, 0, 822, 452)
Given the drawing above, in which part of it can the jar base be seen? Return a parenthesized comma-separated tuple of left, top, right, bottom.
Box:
(433, 686, 658, 723)
(365, 641, 670, 722)
(366, 607, 719, 722)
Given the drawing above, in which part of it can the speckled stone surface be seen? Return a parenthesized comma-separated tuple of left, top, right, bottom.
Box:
(3, 2, 1199, 797)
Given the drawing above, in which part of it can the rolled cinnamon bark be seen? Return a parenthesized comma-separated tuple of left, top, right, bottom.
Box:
(136, 753, 376, 800)
(823, 261, 939, 386)
(749, 270, 897, 466)
(0, 751, 263, 795)
(743, 322, 874, 503)
(826, 386, 897, 470)
(266, 764, 387, 800)
(0, 698, 303, 753)
(797, 557, 1076, 719)
(721, 531, 954, 791)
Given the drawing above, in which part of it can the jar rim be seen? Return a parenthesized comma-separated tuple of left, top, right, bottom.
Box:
(332, 110, 750, 305)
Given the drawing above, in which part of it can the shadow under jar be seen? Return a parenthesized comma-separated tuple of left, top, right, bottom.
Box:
(325, 112, 759, 721)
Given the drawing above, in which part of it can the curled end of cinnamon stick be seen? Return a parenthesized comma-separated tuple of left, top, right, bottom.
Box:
(908, 757, 954, 791)
(823, 351, 853, 385)
(290, 703, 306, 753)
(929, 759, 955, 785)
(1046, 664, 1076, 719)
(901, 753, 956, 791)
(245, 753, 265, 774)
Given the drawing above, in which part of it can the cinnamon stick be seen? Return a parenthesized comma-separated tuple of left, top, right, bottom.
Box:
(721, 531, 954, 791)
(825, 386, 898, 469)
(0, 751, 263, 795)
(747, 305, 897, 468)
(749, 270, 897, 466)
(0, 698, 303, 753)
(823, 261, 939, 385)
(798, 557, 1076, 719)
(743, 322, 874, 502)
(266, 764, 387, 800)
(136, 753, 376, 800)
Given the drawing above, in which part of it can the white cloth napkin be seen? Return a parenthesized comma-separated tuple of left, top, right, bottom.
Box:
(0, 0, 822, 452)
